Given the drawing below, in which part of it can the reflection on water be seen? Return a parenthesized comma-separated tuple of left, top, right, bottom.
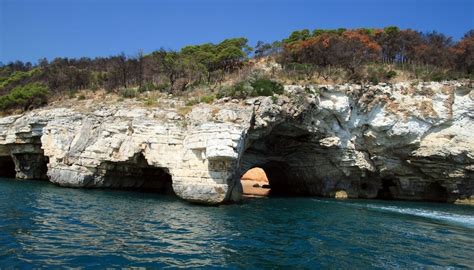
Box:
(0, 178, 473, 268)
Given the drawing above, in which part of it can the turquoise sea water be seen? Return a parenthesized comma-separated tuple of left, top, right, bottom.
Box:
(0, 178, 473, 269)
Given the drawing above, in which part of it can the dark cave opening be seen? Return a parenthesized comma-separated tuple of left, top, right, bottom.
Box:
(259, 161, 292, 196)
(240, 159, 303, 197)
(0, 156, 16, 178)
(361, 183, 369, 190)
(12, 153, 49, 180)
(240, 161, 293, 197)
(377, 178, 397, 200)
(101, 153, 175, 195)
(423, 182, 448, 202)
(240, 123, 316, 197)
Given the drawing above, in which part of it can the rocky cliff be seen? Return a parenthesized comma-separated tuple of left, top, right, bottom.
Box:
(0, 81, 473, 205)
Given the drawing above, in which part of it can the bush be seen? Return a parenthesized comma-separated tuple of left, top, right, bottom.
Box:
(366, 66, 397, 84)
(143, 98, 157, 107)
(386, 70, 397, 79)
(429, 72, 445, 82)
(0, 83, 49, 111)
(250, 78, 284, 96)
(0, 69, 41, 89)
(67, 90, 76, 99)
(217, 78, 284, 99)
(185, 99, 199, 106)
(410, 65, 459, 82)
(284, 63, 315, 80)
(156, 83, 171, 92)
(77, 94, 86, 100)
(138, 82, 157, 93)
(217, 81, 254, 99)
(201, 94, 215, 104)
(119, 88, 138, 98)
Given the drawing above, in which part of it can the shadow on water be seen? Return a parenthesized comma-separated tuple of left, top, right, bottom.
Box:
(0, 177, 473, 269)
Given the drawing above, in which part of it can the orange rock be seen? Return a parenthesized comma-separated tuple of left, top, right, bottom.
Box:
(241, 167, 268, 182)
(241, 180, 270, 197)
(241, 168, 270, 197)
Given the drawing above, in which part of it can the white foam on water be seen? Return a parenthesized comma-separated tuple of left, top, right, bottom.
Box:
(364, 204, 474, 228)
(313, 199, 474, 228)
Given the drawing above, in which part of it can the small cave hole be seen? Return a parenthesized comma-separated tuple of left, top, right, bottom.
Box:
(101, 153, 175, 196)
(423, 182, 448, 202)
(240, 161, 293, 197)
(360, 183, 369, 190)
(0, 156, 16, 178)
(11, 153, 49, 180)
(377, 178, 397, 200)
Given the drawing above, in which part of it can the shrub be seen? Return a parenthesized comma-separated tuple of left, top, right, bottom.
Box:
(0, 69, 41, 90)
(185, 99, 199, 106)
(201, 94, 215, 104)
(156, 83, 171, 92)
(67, 90, 76, 99)
(366, 66, 397, 84)
(410, 66, 457, 82)
(77, 94, 86, 100)
(217, 81, 254, 99)
(284, 63, 315, 80)
(138, 82, 157, 93)
(119, 88, 138, 98)
(250, 78, 284, 96)
(386, 70, 397, 79)
(271, 95, 278, 103)
(217, 78, 284, 99)
(429, 72, 445, 82)
(0, 83, 49, 111)
(143, 98, 157, 107)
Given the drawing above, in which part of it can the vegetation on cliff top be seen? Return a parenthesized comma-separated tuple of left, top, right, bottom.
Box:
(0, 83, 49, 111)
(0, 27, 473, 113)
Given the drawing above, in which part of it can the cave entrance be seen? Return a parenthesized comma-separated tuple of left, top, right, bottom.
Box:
(377, 178, 397, 200)
(240, 161, 292, 197)
(239, 123, 315, 198)
(11, 154, 49, 180)
(423, 182, 448, 202)
(101, 153, 175, 195)
(0, 155, 16, 178)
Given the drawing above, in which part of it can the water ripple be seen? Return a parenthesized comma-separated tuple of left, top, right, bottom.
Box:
(1, 178, 473, 269)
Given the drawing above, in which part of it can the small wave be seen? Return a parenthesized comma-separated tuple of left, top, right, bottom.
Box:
(313, 199, 474, 228)
(364, 204, 474, 228)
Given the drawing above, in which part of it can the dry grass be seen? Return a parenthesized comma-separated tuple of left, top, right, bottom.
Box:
(176, 106, 193, 117)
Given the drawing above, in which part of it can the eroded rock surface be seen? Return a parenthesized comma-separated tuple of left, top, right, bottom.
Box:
(0, 81, 472, 204)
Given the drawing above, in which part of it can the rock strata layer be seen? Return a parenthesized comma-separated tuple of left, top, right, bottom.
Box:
(0, 82, 472, 205)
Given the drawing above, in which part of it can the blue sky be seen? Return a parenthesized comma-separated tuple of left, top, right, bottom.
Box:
(1, 0, 473, 63)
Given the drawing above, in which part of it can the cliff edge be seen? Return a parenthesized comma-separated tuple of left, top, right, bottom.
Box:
(0, 81, 472, 205)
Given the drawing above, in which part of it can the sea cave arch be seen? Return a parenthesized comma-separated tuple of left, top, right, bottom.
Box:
(238, 123, 326, 197)
(0, 148, 49, 180)
(98, 153, 175, 195)
(240, 162, 291, 197)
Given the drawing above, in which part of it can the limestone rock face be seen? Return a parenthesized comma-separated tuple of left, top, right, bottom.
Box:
(0, 81, 472, 205)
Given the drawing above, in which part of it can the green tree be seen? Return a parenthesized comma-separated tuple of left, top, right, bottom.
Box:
(0, 83, 49, 111)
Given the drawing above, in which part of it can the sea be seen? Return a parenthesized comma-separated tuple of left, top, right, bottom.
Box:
(0, 177, 473, 269)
